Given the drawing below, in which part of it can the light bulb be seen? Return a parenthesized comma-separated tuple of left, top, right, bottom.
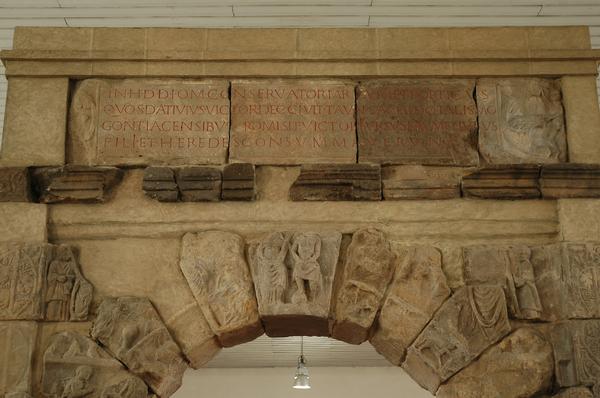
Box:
(292, 355, 311, 390)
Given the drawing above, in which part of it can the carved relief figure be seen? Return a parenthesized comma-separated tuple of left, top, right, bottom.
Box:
(464, 245, 542, 320)
(90, 297, 187, 397)
(499, 80, 564, 162)
(255, 232, 290, 304)
(403, 285, 510, 393)
(290, 233, 323, 303)
(42, 331, 149, 398)
(565, 244, 600, 318)
(46, 247, 77, 321)
(179, 231, 262, 346)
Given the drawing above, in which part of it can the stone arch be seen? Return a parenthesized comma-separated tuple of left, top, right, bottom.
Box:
(35, 227, 591, 398)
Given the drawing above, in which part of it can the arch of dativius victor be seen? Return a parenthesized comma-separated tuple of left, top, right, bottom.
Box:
(2, 26, 600, 397)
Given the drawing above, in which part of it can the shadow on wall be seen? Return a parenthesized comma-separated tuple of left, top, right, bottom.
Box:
(173, 367, 431, 398)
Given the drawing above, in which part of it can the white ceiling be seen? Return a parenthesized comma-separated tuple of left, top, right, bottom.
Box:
(205, 335, 391, 368)
(0, 0, 599, 367)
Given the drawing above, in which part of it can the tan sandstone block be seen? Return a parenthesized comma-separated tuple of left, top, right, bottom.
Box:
(0, 203, 47, 244)
(146, 28, 207, 52)
(91, 61, 147, 76)
(207, 28, 297, 59)
(71, 237, 219, 367)
(377, 28, 449, 54)
(561, 76, 600, 163)
(13, 27, 92, 51)
(558, 199, 600, 242)
(449, 27, 529, 51)
(528, 27, 591, 50)
(437, 328, 553, 398)
(0, 78, 68, 166)
(92, 27, 145, 53)
(298, 28, 377, 58)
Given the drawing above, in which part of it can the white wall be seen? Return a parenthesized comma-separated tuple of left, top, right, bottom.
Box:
(173, 367, 432, 398)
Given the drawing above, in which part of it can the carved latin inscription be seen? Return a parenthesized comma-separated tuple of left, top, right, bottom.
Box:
(357, 79, 479, 166)
(179, 231, 263, 347)
(69, 79, 230, 166)
(230, 80, 356, 164)
(247, 231, 341, 336)
(477, 78, 566, 164)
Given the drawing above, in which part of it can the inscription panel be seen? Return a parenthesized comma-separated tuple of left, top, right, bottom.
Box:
(230, 80, 357, 164)
(69, 79, 230, 166)
(357, 79, 479, 166)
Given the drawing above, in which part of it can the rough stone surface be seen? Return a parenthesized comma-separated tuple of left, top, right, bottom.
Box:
(461, 166, 541, 199)
(477, 78, 567, 164)
(32, 166, 123, 204)
(0, 204, 47, 244)
(0, 78, 69, 167)
(179, 231, 262, 347)
(464, 245, 543, 320)
(332, 229, 395, 344)
(289, 164, 382, 201)
(357, 79, 479, 166)
(73, 237, 219, 369)
(42, 331, 149, 398)
(402, 285, 511, 393)
(0, 243, 92, 321)
(222, 163, 256, 201)
(551, 320, 600, 388)
(68, 79, 230, 166)
(437, 328, 554, 398)
(0, 321, 37, 397)
(561, 243, 600, 319)
(0, 168, 31, 202)
(175, 167, 221, 202)
(553, 387, 594, 398)
(143, 167, 178, 202)
(230, 80, 356, 165)
(381, 166, 467, 200)
(541, 164, 600, 199)
(91, 297, 188, 397)
(247, 231, 342, 336)
(370, 245, 450, 366)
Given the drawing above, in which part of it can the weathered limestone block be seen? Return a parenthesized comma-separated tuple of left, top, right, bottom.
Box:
(553, 387, 594, 398)
(561, 76, 600, 164)
(357, 79, 479, 166)
(179, 231, 262, 347)
(332, 229, 395, 344)
(32, 166, 123, 204)
(541, 164, 600, 199)
(0, 168, 31, 202)
(91, 297, 188, 397)
(42, 332, 149, 398)
(461, 166, 541, 199)
(369, 245, 450, 365)
(68, 79, 230, 166)
(551, 320, 600, 388)
(222, 163, 256, 201)
(381, 166, 466, 200)
(0, 243, 92, 321)
(1, 78, 69, 167)
(477, 78, 567, 164)
(530, 244, 568, 321)
(230, 80, 356, 164)
(437, 328, 553, 398)
(464, 245, 543, 320)
(402, 285, 511, 393)
(175, 167, 221, 202)
(0, 322, 37, 397)
(289, 164, 382, 201)
(143, 167, 178, 202)
(247, 231, 342, 336)
(561, 243, 600, 319)
(0, 203, 47, 244)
